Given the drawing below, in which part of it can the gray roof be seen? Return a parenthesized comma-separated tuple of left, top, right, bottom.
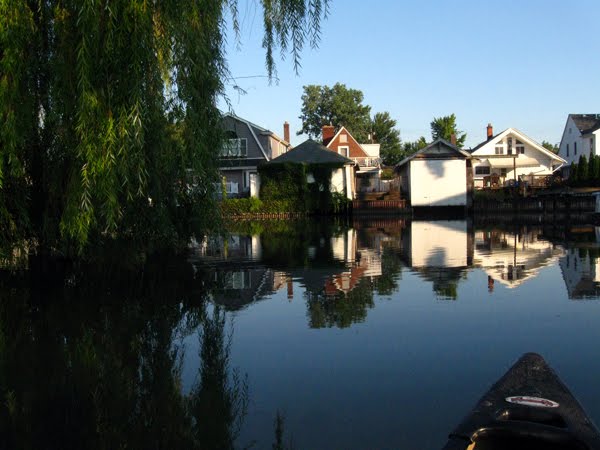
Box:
(570, 114, 600, 135)
(265, 139, 354, 165)
(396, 138, 471, 167)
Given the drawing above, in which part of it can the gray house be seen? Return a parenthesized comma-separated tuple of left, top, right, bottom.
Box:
(220, 113, 291, 197)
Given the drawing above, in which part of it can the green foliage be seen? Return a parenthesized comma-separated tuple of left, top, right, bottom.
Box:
(402, 137, 428, 157)
(372, 112, 402, 166)
(297, 84, 404, 166)
(541, 140, 559, 153)
(380, 168, 396, 180)
(298, 83, 372, 141)
(221, 198, 297, 215)
(578, 155, 589, 185)
(0, 1, 329, 253)
(259, 162, 347, 214)
(430, 114, 466, 148)
(569, 162, 579, 186)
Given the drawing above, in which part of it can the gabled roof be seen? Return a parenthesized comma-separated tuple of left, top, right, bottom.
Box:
(395, 138, 471, 168)
(265, 139, 354, 165)
(469, 128, 566, 163)
(570, 114, 600, 135)
(326, 126, 369, 158)
(222, 113, 290, 161)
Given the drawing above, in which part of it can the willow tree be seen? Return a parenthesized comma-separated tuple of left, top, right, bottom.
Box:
(0, 0, 329, 252)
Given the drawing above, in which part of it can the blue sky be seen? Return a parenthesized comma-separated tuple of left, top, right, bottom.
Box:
(218, 0, 600, 148)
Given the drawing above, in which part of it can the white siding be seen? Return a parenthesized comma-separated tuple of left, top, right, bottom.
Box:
(409, 159, 467, 206)
(559, 116, 585, 165)
(410, 221, 468, 267)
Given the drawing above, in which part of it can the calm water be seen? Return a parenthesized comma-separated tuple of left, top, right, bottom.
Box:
(2, 218, 600, 449)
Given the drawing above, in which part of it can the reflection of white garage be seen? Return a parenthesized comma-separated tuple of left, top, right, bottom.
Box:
(396, 139, 473, 207)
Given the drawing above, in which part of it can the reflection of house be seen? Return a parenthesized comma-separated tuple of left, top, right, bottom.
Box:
(396, 139, 473, 207)
(323, 125, 382, 193)
(470, 124, 565, 188)
(400, 220, 472, 300)
(558, 114, 600, 176)
(402, 221, 471, 268)
(559, 246, 600, 299)
(473, 230, 563, 289)
(219, 114, 291, 197)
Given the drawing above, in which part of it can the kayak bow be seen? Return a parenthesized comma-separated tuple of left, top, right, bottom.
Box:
(443, 353, 600, 450)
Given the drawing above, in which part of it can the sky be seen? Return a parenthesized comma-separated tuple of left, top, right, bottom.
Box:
(218, 0, 600, 149)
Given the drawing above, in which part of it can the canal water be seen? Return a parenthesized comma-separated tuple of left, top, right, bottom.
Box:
(2, 218, 600, 449)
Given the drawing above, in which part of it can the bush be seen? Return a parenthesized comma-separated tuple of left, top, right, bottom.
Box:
(220, 198, 298, 216)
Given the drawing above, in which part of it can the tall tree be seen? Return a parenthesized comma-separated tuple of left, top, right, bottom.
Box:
(298, 83, 372, 141)
(430, 114, 467, 148)
(0, 1, 329, 251)
(371, 112, 402, 166)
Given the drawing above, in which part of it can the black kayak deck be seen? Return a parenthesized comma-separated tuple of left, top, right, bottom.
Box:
(443, 353, 600, 450)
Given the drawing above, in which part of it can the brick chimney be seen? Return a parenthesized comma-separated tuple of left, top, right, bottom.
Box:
(487, 123, 493, 141)
(450, 133, 457, 146)
(283, 121, 290, 143)
(322, 125, 335, 146)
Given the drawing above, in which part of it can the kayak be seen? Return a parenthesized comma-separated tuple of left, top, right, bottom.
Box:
(442, 353, 600, 450)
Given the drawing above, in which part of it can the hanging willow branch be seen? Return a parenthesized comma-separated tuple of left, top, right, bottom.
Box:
(0, 0, 329, 251)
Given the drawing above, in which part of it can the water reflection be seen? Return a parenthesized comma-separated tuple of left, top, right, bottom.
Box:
(193, 220, 600, 311)
(0, 255, 249, 449)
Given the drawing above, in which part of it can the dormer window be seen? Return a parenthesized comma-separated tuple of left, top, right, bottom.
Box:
(516, 140, 525, 154)
(221, 138, 247, 157)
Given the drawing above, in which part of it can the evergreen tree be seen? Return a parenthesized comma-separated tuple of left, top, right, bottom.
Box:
(570, 163, 579, 186)
(578, 155, 589, 185)
(591, 155, 600, 187)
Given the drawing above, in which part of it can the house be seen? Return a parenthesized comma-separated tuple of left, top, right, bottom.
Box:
(558, 114, 600, 176)
(470, 124, 566, 188)
(262, 138, 356, 200)
(395, 138, 473, 207)
(219, 113, 291, 197)
(322, 125, 383, 193)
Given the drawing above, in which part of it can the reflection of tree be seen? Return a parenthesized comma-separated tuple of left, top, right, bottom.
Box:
(0, 252, 248, 449)
(190, 306, 248, 449)
(373, 246, 403, 295)
(306, 278, 375, 328)
(413, 267, 465, 300)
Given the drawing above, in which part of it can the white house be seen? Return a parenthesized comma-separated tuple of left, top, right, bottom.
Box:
(470, 124, 566, 188)
(558, 114, 600, 174)
(396, 139, 472, 207)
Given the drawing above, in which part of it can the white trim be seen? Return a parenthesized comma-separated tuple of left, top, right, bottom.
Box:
(326, 126, 369, 157)
(472, 128, 566, 163)
(246, 122, 270, 161)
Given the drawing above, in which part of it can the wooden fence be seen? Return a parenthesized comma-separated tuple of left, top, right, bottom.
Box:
(352, 199, 408, 214)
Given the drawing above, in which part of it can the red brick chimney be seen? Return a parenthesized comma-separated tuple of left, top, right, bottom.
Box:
(450, 133, 457, 146)
(487, 123, 493, 141)
(283, 121, 290, 143)
(322, 125, 335, 146)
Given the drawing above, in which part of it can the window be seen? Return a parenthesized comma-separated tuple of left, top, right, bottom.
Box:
(221, 138, 247, 157)
(516, 140, 525, 154)
(495, 146, 504, 155)
(507, 137, 513, 155)
(475, 166, 491, 175)
(574, 142, 577, 155)
(500, 168, 507, 176)
(338, 146, 349, 157)
(340, 134, 348, 143)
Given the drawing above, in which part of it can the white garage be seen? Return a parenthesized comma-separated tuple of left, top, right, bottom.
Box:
(396, 139, 473, 208)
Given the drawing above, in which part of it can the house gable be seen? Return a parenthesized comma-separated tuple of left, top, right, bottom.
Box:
(326, 126, 368, 158)
(471, 128, 565, 164)
(222, 113, 270, 161)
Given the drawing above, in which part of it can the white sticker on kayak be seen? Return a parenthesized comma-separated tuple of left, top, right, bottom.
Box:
(505, 396, 559, 408)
